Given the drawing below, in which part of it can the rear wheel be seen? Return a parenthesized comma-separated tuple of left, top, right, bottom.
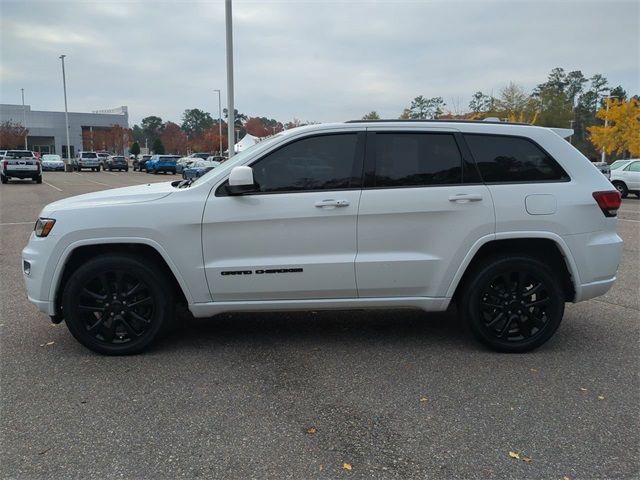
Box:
(461, 255, 565, 353)
(62, 254, 174, 355)
(1, 175, 7, 184)
(613, 181, 628, 198)
(35, 175, 42, 184)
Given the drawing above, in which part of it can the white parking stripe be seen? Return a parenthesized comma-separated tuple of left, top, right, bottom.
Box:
(43, 181, 62, 192)
(0, 221, 33, 226)
(72, 172, 115, 187)
(618, 218, 640, 223)
(103, 171, 118, 176)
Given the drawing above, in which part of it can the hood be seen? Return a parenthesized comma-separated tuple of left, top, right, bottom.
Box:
(43, 181, 175, 212)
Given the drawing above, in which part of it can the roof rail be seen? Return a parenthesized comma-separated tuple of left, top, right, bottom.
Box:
(345, 119, 530, 126)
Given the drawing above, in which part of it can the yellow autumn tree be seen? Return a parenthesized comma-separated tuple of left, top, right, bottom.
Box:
(589, 98, 640, 158)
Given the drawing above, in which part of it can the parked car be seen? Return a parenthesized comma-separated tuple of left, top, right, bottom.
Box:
(41, 154, 65, 171)
(132, 154, 152, 172)
(610, 159, 640, 198)
(1, 150, 41, 184)
(104, 155, 129, 172)
(182, 159, 221, 180)
(22, 120, 623, 355)
(72, 151, 101, 171)
(145, 154, 180, 174)
(592, 161, 611, 179)
(176, 153, 213, 174)
(610, 159, 634, 171)
(96, 152, 110, 168)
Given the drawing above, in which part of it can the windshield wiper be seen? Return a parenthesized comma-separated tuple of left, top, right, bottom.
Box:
(176, 178, 194, 188)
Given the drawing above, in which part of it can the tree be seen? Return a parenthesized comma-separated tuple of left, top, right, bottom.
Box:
(398, 108, 412, 120)
(0, 121, 28, 149)
(534, 85, 573, 128)
(244, 117, 269, 137)
(407, 96, 446, 119)
(152, 138, 165, 154)
(362, 111, 381, 120)
(468, 91, 494, 115)
(161, 122, 187, 154)
(223, 108, 248, 126)
(181, 108, 214, 137)
(495, 82, 538, 123)
(130, 142, 140, 158)
(131, 125, 144, 144)
(141, 116, 164, 145)
(589, 98, 640, 158)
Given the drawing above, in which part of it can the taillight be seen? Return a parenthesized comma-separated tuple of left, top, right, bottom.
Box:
(593, 190, 621, 217)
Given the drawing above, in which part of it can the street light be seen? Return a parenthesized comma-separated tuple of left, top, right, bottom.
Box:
(213, 89, 223, 155)
(225, 0, 235, 158)
(601, 94, 619, 163)
(21, 88, 28, 149)
(59, 55, 71, 166)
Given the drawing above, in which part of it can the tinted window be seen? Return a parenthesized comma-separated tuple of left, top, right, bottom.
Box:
(82, 152, 98, 158)
(464, 134, 569, 182)
(373, 133, 462, 187)
(251, 134, 360, 193)
(6, 151, 34, 158)
(627, 161, 640, 172)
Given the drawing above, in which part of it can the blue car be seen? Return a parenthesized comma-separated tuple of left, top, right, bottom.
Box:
(182, 159, 221, 180)
(145, 155, 181, 174)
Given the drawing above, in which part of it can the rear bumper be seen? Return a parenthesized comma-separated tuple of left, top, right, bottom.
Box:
(2, 169, 39, 178)
(42, 165, 65, 171)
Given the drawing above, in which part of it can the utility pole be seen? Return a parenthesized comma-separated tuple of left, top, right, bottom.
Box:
(21, 88, 28, 149)
(225, 0, 235, 158)
(214, 89, 223, 155)
(59, 55, 72, 165)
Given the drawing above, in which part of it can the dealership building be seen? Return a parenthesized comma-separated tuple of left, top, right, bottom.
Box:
(0, 104, 129, 157)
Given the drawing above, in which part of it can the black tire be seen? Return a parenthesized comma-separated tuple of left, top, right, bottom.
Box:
(109, 167, 113, 171)
(460, 255, 565, 353)
(1, 175, 7, 184)
(62, 254, 175, 355)
(35, 175, 42, 184)
(124, 167, 129, 172)
(613, 181, 628, 198)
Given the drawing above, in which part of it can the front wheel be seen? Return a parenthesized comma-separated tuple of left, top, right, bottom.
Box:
(613, 181, 628, 198)
(62, 254, 175, 355)
(460, 256, 565, 353)
(35, 175, 42, 184)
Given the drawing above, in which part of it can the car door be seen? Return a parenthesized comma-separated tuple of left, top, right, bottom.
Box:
(355, 129, 495, 298)
(202, 131, 365, 301)
(623, 161, 640, 190)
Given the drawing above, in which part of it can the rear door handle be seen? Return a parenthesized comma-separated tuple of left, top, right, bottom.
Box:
(448, 193, 483, 203)
(315, 199, 350, 208)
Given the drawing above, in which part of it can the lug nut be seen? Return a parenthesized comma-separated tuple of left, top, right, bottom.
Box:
(110, 312, 114, 316)
(120, 310, 125, 315)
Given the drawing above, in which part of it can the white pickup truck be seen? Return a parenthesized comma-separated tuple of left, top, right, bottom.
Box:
(1, 150, 42, 184)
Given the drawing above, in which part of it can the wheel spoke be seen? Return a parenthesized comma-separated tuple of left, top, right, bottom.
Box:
(81, 288, 107, 302)
(98, 273, 111, 296)
(114, 271, 124, 295)
(497, 316, 515, 338)
(120, 317, 142, 337)
(123, 283, 142, 299)
(524, 282, 544, 298)
(127, 296, 152, 308)
(525, 298, 550, 308)
(129, 310, 152, 325)
(486, 311, 505, 328)
(78, 304, 106, 313)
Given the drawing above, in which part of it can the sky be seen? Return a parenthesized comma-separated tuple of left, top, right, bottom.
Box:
(0, 0, 638, 126)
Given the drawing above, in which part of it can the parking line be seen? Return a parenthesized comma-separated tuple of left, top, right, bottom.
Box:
(619, 218, 640, 223)
(43, 181, 62, 192)
(0, 221, 33, 226)
(103, 171, 118, 176)
(72, 172, 115, 187)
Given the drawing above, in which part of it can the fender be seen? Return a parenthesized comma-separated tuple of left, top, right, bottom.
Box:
(445, 231, 582, 299)
(48, 237, 195, 313)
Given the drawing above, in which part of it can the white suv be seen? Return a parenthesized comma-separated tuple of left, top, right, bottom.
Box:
(22, 121, 623, 355)
(610, 159, 640, 198)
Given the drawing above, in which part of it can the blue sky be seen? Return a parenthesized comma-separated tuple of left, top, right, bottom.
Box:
(1, 0, 638, 125)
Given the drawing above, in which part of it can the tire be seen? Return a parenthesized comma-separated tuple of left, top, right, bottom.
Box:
(35, 175, 42, 184)
(613, 181, 628, 198)
(153, 169, 158, 175)
(109, 167, 113, 171)
(460, 255, 565, 353)
(97, 165, 101, 172)
(124, 168, 129, 172)
(62, 254, 175, 355)
(1, 175, 7, 184)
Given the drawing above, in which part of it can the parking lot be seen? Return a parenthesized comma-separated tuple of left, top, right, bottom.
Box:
(0, 171, 638, 479)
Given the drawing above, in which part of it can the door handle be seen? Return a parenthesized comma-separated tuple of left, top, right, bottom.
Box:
(448, 193, 483, 203)
(315, 199, 350, 208)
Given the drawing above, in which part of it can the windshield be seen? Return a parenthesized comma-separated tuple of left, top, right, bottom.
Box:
(191, 134, 284, 185)
(42, 155, 62, 161)
(5, 151, 34, 158)
(610, 160, 632, 170)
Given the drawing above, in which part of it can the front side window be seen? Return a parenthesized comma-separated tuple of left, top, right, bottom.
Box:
(464, 134, 569, 183)
(372, 133, 463, 187)
(627, 161, 640, 172)
(250, 134, 360, 193)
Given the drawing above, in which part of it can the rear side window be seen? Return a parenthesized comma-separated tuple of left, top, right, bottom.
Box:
(251, 133, 360, 193)
(626, 161, 640, 172)
(372, 133, 462, 187)
(464, 134, 569, 183)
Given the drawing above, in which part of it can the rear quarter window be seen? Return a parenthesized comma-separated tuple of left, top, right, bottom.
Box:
(464, 134, 569, 183)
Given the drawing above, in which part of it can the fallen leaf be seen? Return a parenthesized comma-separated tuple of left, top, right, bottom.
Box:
(509, 451, 520, 460)
(598, 395, 605, 400)
(563, 476, 571, 480)
(530, 368, 538, 372)
(306, 426, 317, 434)
(522, 456, 532, 463)
(342, 462, 352, 471)
(420, 396, 428, 402)
(579, 387, 588, 392)
(46, 341, 55, 346)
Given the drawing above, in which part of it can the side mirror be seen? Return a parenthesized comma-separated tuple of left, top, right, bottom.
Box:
(226, 166, 257, 195)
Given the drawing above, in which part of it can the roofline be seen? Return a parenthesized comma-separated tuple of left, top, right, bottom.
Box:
(345, 119, 530, 126)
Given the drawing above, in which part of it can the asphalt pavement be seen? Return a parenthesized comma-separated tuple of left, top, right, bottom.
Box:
(1, 171, 638, 479)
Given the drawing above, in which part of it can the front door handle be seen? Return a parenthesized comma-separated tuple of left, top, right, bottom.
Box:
(315, 199, 350, 208)
(448, 193, 483, 203)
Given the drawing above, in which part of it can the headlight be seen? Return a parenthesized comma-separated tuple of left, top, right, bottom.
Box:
(34, 218, 56, 237)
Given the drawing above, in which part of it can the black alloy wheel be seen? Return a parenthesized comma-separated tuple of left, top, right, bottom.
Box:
(462, 256, 565, 352)
(62, 254, 174, 355)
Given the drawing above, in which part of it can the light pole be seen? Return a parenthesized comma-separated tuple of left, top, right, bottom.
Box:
(600, 94, 618, 163)
(225, 0, 235, 158)
(59, 55, 71, 166)
(21, 88, 27, 149)
(213, 89, 223, 155)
